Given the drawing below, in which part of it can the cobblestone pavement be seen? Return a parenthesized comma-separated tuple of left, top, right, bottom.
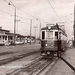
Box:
(46, 48, 75, 75)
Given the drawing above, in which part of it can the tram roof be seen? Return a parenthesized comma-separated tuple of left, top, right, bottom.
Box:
(41, 25, 67, 36)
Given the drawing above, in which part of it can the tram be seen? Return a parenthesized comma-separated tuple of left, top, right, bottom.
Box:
(40, 23, 67, 57)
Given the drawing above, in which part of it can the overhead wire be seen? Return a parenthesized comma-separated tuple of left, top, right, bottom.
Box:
(16, 7, 48, 23)
(3, 0, 36, 18)
(3, 0, 38, 19)
(16, 7, 37, 19)
(0, 9, 12, 16)
(3, 0, 8, 3)
(0, 9, 33, 21)
(3, 0, 74, 24)
(0, 9, 14, 20)
(47, 0, 62, 22)
(47, 0, 74, 24)
(3, 0, 47, 23)
(16, 15, 31, 20)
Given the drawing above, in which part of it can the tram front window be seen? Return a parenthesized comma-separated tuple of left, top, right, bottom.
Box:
(46, 31, 53, 39)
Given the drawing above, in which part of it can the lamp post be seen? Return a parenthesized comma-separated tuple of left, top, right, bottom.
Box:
(73, 4, 75, 47)
(8, 1, 16, 45)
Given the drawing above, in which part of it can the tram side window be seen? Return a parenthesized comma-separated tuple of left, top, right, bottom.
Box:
(55, 32, 58, 39)
(42, 31, 45, 39)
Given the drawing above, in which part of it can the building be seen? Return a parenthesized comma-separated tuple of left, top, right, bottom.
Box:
(0, 27, 25, 45)
(0, 27, 11, 45)
(0, 27, 36, 46)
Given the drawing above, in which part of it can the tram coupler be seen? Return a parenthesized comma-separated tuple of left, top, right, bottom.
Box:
(60, 56, 75, 72)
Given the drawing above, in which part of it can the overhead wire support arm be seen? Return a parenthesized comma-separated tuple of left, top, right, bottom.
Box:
(3, 0, 47, 24)
(8, 1, 16, 7)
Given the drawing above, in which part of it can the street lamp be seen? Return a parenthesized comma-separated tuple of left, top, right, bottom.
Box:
(8, 1, 16, 45)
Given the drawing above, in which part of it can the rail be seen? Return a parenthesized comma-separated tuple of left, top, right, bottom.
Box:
(60, 56, 75, 72)
(6, 57, 54, 75)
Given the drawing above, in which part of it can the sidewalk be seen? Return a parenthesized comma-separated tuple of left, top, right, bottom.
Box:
(47, 48, 75, 75)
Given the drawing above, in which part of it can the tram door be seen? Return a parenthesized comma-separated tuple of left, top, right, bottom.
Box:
(55, 32, 58, 39)
(55, 32, 61, 56)
(55, 32, 61, 40)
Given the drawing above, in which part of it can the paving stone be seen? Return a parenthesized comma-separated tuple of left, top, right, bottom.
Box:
(47, 48, 75, 75)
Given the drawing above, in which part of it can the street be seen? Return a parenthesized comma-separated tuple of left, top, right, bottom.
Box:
(0, 44, 41, 75)
(46, 48, 75, 75)
(0, 0, 75, 75)
(0, 44, 75, 75)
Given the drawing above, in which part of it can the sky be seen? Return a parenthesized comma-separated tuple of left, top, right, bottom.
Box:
(0, 0, 75, 39)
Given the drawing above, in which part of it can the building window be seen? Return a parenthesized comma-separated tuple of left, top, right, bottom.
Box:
(5, 36, 7, 40)
(8, 36, 13, 40)
(3, 36, 4, 40)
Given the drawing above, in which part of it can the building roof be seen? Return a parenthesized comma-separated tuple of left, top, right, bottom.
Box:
(0, 29, 10, 32)
(5, 33, 26, 38)
(25, 35, 35, 38)
(5, 32, 14, 36)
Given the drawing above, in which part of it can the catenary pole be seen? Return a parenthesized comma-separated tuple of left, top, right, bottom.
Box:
(74, 4, 75, 47)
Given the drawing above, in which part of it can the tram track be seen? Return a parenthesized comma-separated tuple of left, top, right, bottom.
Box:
(0, 50, 40, 66)
(28, 58, 54, 75)
(5, 56, 55, 75)
(0, 51, 65, 75)
(3, 56, 42, 75)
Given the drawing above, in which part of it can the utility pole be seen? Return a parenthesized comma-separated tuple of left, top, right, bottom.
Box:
(39, 22, 41, 40)
(8, 1, 16, 46)
(14, 7, 16, 45)
(36, 18, 41, 40)
(73, 4, 75, 47)
(33, 26, 37, 41)
(30, 19, 32, 45)
(16, 19, 20, 34)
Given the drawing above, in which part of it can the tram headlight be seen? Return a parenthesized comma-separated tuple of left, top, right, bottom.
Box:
(45, 44, 48, 46)
(48, 26, 51, 30)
